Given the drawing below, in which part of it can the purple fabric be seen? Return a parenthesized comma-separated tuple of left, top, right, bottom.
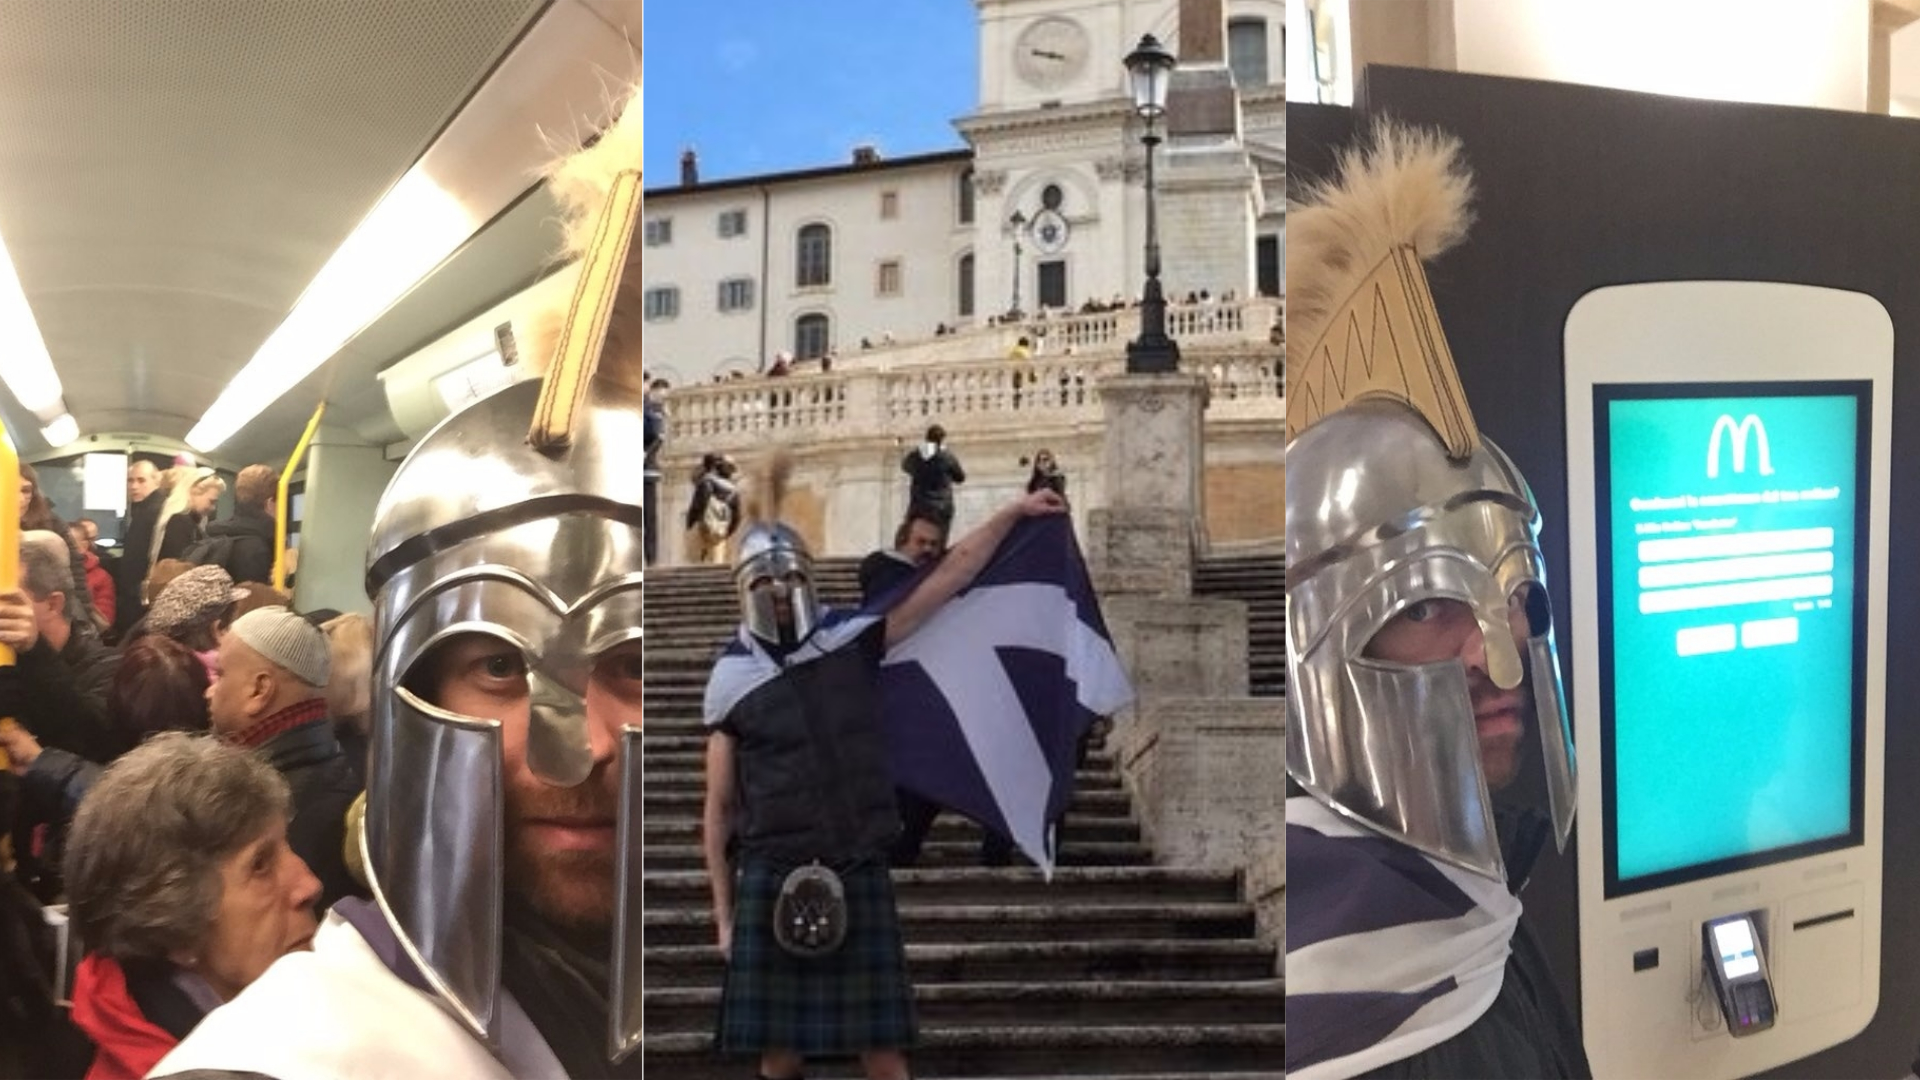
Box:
(1287, 979, 1458, 1073)
(332, 897, 434, 996)
(1285, 821, 1478, 952)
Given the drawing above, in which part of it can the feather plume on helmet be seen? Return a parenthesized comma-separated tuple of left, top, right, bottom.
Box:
(1285, 119, 1480, 459)
(521, 78, 643, 456)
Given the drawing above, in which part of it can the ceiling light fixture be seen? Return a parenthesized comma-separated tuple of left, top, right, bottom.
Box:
(185, 168, 476, 452)
(39, 413, 77, 447)
(0, 228, 71, 422)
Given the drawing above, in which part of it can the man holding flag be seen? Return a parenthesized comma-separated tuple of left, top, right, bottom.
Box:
(702, 473, 1130, 1080)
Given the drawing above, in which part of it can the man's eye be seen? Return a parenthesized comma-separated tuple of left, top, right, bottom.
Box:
(597, 643, 643, 677)
(1402, 600, 1439, 623)
(480, 653, 525, 679)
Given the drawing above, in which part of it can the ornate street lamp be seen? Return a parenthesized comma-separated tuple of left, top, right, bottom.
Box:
(1123, 33, 1179, 373)
(1007, 208, 1028, 319)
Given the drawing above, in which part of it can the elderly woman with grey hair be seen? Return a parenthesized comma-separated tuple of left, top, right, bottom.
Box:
(60, 732, 320, 1078)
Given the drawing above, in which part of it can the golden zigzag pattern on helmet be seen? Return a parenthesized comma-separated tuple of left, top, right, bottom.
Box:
(1286, 247, 1478, 458)
(1286, 118, 1479, 458)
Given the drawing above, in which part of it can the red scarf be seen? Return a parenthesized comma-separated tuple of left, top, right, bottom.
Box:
(226, 698, 329, 750)
(70, 954, 179, 1079)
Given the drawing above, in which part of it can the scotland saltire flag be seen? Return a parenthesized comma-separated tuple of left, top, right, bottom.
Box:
(1285, 796, 1520, 1079)
(875, 514, 1134, 875)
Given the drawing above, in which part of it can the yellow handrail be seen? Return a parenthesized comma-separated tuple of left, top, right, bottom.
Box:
(0, 420, 18, 771)
(274, 401, 326, 593)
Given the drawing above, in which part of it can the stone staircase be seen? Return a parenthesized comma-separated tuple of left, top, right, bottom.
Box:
(1191, 553, 1286, 698)
(643, 558, 1285, 1079)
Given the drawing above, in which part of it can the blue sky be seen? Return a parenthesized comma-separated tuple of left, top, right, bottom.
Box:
(644, 1, 978, 185)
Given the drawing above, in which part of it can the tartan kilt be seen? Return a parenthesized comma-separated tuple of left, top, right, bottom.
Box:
(716, 855, 918, 1055)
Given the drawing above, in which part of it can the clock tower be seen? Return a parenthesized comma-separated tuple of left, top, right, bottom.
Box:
(961, 0, 1282, 322)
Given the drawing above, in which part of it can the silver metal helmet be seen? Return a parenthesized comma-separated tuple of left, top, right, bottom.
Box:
(1285, 399, 1575, 882)
(733, 521, 822, 646)
(363, 376, 643, 1061)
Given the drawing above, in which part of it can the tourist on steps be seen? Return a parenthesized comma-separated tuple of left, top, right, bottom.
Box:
(703, 455, 1066, 1080)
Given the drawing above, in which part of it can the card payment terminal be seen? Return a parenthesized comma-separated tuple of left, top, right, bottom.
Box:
(1704, 914, 1777, 1036)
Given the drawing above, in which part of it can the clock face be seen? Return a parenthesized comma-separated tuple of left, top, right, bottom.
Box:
(1014, 17, 1090, 90)
(1030, 209, 1070, 255)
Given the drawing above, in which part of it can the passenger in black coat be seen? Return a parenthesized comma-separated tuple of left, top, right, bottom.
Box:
(0, 535, 121, 765)
(199, 503, 277, 586)
(207, 609, 366, 913)
(114, 465, 167, 638)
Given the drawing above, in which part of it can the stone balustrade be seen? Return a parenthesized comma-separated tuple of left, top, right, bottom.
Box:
(825, 296, 1280, 374)
(666, 346, 1281, 455)
(652, 297, 1284, 564)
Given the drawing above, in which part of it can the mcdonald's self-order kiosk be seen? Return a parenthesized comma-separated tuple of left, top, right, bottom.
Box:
(1564, 281, 1890, 1078)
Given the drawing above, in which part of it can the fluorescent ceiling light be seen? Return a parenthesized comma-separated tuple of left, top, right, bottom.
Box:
(40, 413, 77, 447)
(0, 227, 69, 418)
(186, 168, 477, 451)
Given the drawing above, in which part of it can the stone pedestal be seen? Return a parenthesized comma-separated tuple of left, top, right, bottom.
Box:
(1246, 822, 1286, 971)
(1090, 370, 1281, 916)
(1103, 594, 1248, 698)
(1089, 372, 1208, 597)
(1113, 695, 1285, 877)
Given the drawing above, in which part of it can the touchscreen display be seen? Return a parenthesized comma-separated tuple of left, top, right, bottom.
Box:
(1713, 920, 1761, 980)
(1597, 384, 1867, 896)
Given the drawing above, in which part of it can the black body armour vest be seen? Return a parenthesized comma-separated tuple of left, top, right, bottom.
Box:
(727, 625, 902, 866)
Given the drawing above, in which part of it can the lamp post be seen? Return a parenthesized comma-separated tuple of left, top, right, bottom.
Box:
(1007, 208, 1027, 319)
(1123, 33, 1179, 373)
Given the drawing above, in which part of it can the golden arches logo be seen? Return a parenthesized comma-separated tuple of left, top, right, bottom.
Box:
(1707, 414, 1774, 479)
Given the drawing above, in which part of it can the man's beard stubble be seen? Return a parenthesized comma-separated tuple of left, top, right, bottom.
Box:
(505, 762, 621, 937)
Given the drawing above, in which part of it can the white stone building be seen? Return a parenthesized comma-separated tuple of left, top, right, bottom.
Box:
(642, 0, 1285, 388)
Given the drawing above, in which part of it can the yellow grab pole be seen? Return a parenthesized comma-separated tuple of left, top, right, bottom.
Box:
(0, 420, 18, 771)
(274, 401, 326, 594)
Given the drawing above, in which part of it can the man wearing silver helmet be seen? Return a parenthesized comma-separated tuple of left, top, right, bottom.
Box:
(1282, 123, 1590, 1080)
(702, 461, 1066, 1080)
(149, 88, 644, 1079)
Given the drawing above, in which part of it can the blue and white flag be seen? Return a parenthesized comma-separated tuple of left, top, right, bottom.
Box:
(1285, 796, 1520, 1080)
(877, 515, 1133, 875)
(702, 515, 1134, 876)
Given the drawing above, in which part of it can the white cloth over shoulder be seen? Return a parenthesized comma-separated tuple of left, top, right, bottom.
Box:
(148, 909, 563, 1080)
(1285, 797, 1522, 1080)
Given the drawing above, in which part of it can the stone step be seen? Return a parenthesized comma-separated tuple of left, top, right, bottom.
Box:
(639, 768, 1123, 793)
(640, 728, 1113, 749)
(643, 787, 1134, 817)
(641, 748, 1116, 772)
(644, 939, 1279, 988)
(644, 866, 1244, 908)
(643, 902, 1255, 948)
(642, 1022, 1287, 1079)
(643, 978, 1283, 1032)
(643, 815, 1140, 846)
(642, 840, 1152, 872)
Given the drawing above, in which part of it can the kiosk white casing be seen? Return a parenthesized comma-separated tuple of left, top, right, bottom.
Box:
(1564, 281, 1888, 1079)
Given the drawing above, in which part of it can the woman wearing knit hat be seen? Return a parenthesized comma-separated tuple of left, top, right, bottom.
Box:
(146, 565, 246, 682)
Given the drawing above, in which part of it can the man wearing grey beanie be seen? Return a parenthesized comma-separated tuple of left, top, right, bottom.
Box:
(207, 607, 365, 911)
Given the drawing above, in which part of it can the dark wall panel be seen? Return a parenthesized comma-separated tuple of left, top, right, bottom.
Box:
(1290, 65, 1920, 1077)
